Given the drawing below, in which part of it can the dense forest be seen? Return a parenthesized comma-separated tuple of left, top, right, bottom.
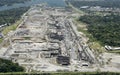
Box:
(66, 0, 120, 8)
(79, 14, 120, 46)
(0, 0, 30, 6)
(0, 58, 24, 72)
(0, 7, 29, 25)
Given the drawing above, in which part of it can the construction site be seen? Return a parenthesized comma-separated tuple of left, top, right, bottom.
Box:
(0, 5, 97, 72)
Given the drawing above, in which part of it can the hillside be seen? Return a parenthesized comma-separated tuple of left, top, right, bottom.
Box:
(0, 0, 30, 6)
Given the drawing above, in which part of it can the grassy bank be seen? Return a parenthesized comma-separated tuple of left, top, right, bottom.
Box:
(67, 2, 84, 15)
(71, 8, 105, 53)
(75, 19, 105, 55)
(0, 19, 22, 44)
(2, 19, 22, 35)
(0, 7, 29, 44)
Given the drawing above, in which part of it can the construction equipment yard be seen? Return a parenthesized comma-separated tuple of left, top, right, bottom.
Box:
(0, 4, 100, 72)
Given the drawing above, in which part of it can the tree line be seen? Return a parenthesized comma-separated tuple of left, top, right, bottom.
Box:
(66, 0, 120, 8)
(0, 7, 29, 25)
(0, 0, 30, 6)
(79, 14, 120, 46)
(0, 58, 24, 72)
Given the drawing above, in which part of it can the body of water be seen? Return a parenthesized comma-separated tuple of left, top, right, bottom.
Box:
(0, 0, 66, 11)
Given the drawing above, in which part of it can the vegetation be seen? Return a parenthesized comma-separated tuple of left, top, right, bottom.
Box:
(0, 7, 29, 73)
(0, 7, 29, 36)
(0, 2, 30, 73)
(68, 3, 84, 15)
(74, 18, 105, 54)
(66, 0, 120, 8)
(0, 38, 3, 43)
(2, 19, 22, 35)
(0, 7, 29, 25)
(0, 0, 30, 6)
(0, 58, 24, 73)
(79, 14, 120, 47)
